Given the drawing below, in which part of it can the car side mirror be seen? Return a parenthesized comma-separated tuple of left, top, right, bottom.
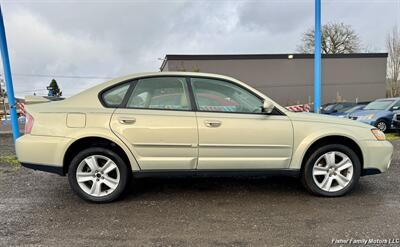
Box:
(262, 100, 274, 114)
(392, 106, 400, 111)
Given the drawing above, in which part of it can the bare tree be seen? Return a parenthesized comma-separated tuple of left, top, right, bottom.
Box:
(298, 22, 361, 54)
(387, 26, 400, 97)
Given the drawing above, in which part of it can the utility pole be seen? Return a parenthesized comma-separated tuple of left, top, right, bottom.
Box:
(314, 0, 322, 113)
(0, 4, 19, 141)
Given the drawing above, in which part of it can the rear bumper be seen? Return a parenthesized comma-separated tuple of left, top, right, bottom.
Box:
(16, 134, 72, 174)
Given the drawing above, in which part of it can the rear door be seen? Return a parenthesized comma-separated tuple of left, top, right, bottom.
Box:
(110, 76, 198, 170)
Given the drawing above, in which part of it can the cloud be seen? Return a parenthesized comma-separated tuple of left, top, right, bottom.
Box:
(238, 0, 313, 33)
(0, 0, 398, 97)
(3, 6, 124, 96)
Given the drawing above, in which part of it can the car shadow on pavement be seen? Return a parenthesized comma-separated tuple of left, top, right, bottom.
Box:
(125, 176, 309, 200)
(121, 174, 381, 203)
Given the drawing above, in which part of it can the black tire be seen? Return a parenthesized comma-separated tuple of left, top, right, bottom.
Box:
(301, 144, 361, 197)
(68, 147, 130, 203)
(375, 120, 389, 132)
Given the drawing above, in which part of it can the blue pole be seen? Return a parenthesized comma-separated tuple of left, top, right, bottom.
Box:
(314, 0, 322, 113)
(0, 5, 20, 141)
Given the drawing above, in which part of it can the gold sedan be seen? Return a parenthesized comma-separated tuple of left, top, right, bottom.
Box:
(16, 72, 393, 202)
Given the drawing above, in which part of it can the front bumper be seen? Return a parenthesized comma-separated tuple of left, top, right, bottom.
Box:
(392, 120, 400, 130)
(16, 134, 72, 175)
(360, 140, 393, 174)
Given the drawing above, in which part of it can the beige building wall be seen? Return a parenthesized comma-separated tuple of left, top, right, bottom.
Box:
(161, 54, 387, 106)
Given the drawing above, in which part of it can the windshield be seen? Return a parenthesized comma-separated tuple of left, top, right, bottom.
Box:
(364, 100, 394, 110)
(322, 104, 335, 111)
(344, 105, 364, 113)
(336, 105, 356, 113)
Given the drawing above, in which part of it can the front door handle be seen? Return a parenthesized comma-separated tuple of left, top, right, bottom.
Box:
(118, 117, 136, 125)
(204, 120, 222, 128)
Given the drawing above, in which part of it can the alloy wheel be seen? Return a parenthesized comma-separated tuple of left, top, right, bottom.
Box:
(376, 121, 387, 132)
(76, 155, 120, 197)
(312, 151, 354, 192)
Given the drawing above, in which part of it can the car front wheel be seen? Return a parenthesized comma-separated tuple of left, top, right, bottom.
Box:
(68, 147, 130, 203)
(302, 144, 361, 197)
(376, 120, 388, 132)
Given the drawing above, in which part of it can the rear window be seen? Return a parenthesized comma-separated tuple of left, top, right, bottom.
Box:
(101, 83, 130, 107)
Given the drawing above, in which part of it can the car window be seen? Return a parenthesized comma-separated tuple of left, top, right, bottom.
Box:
(323, 104, 335, 111)
(102, 83, 130, 107)
(191, 78, 263, 113)
(126, 77, 191, 111)
(336, 104, 356, 113)
(391, 100, 400, 110)
(364, 100, 395, 110)
(345, 105, 364, 113)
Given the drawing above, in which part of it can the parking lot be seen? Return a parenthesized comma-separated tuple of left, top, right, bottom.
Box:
(0, 133, 399, 246)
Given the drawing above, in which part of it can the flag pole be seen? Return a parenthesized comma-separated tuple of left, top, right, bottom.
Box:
(314, 0, 322, 113)
(0, 4, 20, 141)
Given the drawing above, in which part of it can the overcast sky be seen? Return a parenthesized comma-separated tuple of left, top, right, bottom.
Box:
(1, 0, 399, 97)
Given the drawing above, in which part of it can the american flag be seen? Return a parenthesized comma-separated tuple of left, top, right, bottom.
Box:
(285, 104, 311, 112)
(16, 102, 25, 116)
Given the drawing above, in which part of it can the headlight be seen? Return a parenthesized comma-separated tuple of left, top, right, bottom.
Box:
(358, 114, 375, 120)
(371, 128, 386, 141)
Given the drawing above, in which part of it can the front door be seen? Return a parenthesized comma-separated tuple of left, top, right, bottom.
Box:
(110, 76, 198, 170)
(190, 77, 293, 170)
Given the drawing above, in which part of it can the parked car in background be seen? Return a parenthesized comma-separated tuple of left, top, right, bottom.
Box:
(320, 102, 358, 115)
(16, 72, 393, 202)
(330, 104, 366, 118)
(349, 98, 400, 132)
(392, 113, 400, 134)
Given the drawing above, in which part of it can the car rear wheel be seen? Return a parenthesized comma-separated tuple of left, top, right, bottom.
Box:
(302, 144, 361, 197)
(68, 147, 130, 203)
(376, 120, 388, 132)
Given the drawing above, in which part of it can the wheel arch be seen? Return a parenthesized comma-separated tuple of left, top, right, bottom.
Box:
(291, 134, 364, 172)
(62, 135, 139, 175)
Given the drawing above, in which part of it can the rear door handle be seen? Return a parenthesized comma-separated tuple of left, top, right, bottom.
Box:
(118, 117, 136, 125)
(204, 120, 222, 128)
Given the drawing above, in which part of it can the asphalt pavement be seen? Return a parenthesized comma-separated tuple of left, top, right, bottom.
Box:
(0, 133, 399, 246)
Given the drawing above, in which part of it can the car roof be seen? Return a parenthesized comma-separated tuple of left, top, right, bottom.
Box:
(111, 71, 240, 82)
(375, 97, 400, 101)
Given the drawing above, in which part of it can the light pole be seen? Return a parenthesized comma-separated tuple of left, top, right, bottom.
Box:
(0, 4, 19, 141)
(314, 0, 322, 113)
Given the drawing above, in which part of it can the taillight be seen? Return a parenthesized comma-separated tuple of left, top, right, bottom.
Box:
(25, 113, 34, 134)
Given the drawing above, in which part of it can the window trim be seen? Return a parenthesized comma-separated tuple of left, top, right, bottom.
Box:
(99, 74, 285, 116)
(185, 77, 198, 111)
(123, 76, 194, 112)
(120, 80, 137, 108)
